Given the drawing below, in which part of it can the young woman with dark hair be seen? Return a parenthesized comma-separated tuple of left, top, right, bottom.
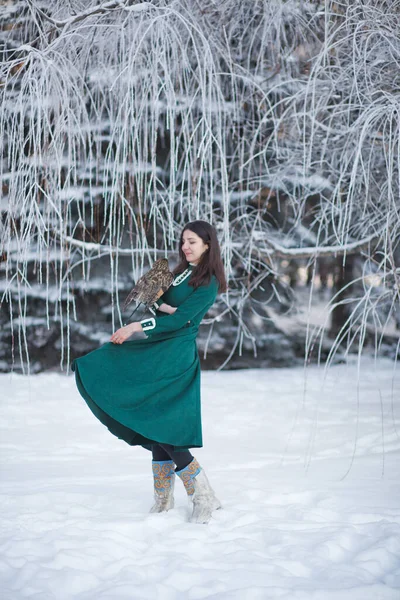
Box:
(72, 220, 227, 524)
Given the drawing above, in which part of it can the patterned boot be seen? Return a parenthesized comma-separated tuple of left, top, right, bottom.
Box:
(176, 457, 221, 524)
(150, 460, 175, 513)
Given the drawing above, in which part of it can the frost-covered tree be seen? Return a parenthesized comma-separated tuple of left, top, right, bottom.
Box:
(0, 0, 399, 372)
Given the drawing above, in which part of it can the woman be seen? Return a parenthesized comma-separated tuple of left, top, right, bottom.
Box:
(72, 220, 227, 524)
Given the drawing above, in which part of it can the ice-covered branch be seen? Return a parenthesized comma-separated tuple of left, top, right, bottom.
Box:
(261, 233, 380, 259)
(59, 235, 172, 256)
(27, 0, 153, 29)
(1, 0, 399, 372)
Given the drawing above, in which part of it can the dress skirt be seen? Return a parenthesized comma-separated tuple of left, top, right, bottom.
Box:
(72, 269, 219, 451)
(72, 326, 203, 451)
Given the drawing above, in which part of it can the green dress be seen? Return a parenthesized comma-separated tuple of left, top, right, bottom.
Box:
(72, 264, 219, 450)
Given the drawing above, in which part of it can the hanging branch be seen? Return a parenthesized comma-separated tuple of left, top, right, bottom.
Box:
(26, 0, 153, 31)
(260, 233, 380, 259)
(0, 0, 399, 373)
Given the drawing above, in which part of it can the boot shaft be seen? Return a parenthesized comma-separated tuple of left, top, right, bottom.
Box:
(152, 459, 175, 494)
(175, 457, 201, 496)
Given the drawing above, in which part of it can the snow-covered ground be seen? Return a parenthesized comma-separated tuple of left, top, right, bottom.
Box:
(1, 359, 400, 599)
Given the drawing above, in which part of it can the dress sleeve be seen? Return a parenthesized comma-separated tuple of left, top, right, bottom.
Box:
(147, 299, 166, 316)
(153, 299, 165, 310)
(140, 277, 218, 337)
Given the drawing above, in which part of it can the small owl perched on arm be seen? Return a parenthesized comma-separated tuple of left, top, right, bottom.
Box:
(123, 258, 174, 313)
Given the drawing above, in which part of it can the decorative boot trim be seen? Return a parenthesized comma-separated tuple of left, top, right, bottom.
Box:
(150, 459, 176, 513)
(152, 460, 175, 495)
(175, 457, 202, 496)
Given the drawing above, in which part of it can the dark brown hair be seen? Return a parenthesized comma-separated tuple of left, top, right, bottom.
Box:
(173, 220, 227, 292)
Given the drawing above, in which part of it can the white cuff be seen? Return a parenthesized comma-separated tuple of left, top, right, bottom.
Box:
(140, 317, 156, 331)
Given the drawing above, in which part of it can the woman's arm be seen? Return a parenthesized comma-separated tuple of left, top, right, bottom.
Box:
(157, 303, 177, 315)
(110, 304, 177, 344)
(140, 277, 218, 338)
(110, 281, 217, 343)
(110, 321, 143, 344)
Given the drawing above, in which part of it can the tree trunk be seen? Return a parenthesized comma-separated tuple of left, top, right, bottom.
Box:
(330, 256, 355, 337)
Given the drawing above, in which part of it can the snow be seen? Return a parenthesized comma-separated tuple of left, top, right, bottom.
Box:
(1, 358, 399, 599)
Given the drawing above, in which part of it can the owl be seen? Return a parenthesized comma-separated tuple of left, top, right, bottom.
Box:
(123, 258, 174, 312)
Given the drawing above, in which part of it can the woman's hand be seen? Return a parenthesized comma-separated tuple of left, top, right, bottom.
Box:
(110, 322, 142, 344)
(157, 303, 177, 315)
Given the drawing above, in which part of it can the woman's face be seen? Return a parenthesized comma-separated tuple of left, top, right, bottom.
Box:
(181, 229, 209, 265)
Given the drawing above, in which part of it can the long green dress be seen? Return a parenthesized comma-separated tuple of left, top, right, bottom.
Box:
(72, 264, 219, 451)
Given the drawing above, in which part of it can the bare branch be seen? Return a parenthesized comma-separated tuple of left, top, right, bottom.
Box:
(30, 0, 153, 29)
(261, 233, 380, 259)
(1, 0, 399, 373)
(60, 235, 173, 256)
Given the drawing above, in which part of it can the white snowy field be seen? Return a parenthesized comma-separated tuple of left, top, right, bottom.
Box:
(1, 359, 400, 600)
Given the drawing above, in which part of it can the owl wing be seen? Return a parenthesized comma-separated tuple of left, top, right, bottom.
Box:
(160, 271, 174, 292)
(123, 271, 149, 310)
(147, 266, 175, 304)
(141, 280, 166, 307)
(123, 259, 174, 310)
